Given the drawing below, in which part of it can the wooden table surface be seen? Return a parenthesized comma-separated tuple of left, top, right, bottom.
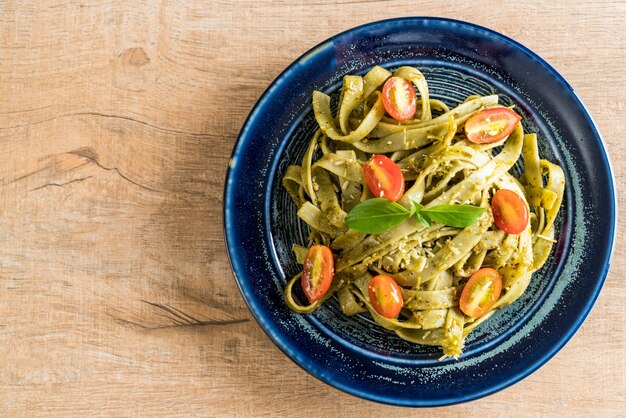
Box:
(1, 1, 624, 416)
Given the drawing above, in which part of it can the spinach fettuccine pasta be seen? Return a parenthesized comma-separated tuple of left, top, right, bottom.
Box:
(281, 65, 565, 358)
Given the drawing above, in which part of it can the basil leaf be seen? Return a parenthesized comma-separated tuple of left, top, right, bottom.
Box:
(412, 201, 424, 214)
(411, 201, 431, 227)
(421, 204, 485, 228)
(415, 211, 432, 227)
(345, 198, 411, 234)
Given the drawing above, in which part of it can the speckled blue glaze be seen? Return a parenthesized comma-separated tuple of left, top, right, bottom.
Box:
(223, 18, 616, 406)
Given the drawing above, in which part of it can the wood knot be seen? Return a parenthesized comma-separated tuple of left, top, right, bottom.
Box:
(119, 47, 150, 67)
(113, 47, 152, 92)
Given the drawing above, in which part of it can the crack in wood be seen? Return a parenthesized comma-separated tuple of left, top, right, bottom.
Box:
(6, 164, 53, 185)
(0, 111, 225, 139)
(68, 148, 160, 193)
(141, 300, 205, 325)
(116, 317, 250, 331)
(113, 299, 250, 331)
(30, 176, 93, 191)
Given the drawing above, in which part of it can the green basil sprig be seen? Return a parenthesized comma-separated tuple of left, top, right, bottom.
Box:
(344, 198, 485, 234)
(342, 199, 410, 234)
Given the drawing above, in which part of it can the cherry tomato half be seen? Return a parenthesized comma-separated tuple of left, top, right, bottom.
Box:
(382, 76, 417, 121)
(464, 107, 522, 144)
(491, 189, 529, 234)
(459, 268, 503, 318)
(363, 155, 405, 201)
(301, 245, 334, 304)
(368, 275, 403, 318)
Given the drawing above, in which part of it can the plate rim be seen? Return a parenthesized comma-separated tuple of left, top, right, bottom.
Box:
(223, 16, 617, 406)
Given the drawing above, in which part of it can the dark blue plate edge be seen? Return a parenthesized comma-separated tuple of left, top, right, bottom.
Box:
(223, 17, 617, 407)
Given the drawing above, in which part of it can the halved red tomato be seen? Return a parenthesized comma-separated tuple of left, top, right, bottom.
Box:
(491, 189, 529, 234)
(459, 268, 502, 318)
(362, 155, 405, 201)
(301, 245, 334, 303)
(382, 76, 417, 121)
(464, 107, 522, 144)
(368, 275, 403, 318)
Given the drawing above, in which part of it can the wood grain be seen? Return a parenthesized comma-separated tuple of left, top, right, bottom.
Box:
(0, 0, 624, 416)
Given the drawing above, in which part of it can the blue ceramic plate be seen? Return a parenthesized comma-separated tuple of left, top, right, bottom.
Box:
(224, 18, 616, 406)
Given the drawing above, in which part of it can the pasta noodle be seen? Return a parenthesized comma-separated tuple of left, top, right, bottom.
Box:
(282, 65, 565, 358)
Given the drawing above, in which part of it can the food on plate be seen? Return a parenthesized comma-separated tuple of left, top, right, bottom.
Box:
(282, 64, 565, 358)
